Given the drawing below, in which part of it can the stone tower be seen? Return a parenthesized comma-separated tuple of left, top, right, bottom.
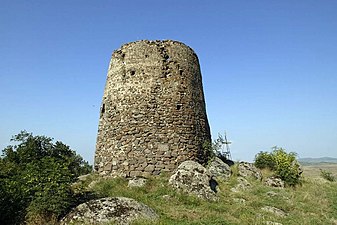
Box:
(94, 40, 211, 177)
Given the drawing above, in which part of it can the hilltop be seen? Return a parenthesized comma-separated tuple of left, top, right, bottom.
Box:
(66, 162, 337, 225)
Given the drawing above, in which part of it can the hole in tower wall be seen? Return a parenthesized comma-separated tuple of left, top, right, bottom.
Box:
(100, 104, 105, 117)
(163, 54, 170, 61)
(130, 70, 136, 76)
(176, 104, 182, 110)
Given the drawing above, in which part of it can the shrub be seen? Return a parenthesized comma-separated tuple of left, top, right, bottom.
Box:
(320, 169, 335, 182)
(254, 151, 276, 170)
(272, 148, 301, 186)
(0, 131, 92, 225)
(254, 147, 302, 186)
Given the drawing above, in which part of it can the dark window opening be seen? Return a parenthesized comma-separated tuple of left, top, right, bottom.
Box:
(100, 104, 105, 117)
(164, 54, 170, 61)
(145, 54, 149, 58)
(130, 70, 136, 76)
(176, 104, 182, 110)
(179, 70, 183, 75)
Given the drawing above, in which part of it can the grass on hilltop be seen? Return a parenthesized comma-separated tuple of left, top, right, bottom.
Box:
(71, 164, 337, 225)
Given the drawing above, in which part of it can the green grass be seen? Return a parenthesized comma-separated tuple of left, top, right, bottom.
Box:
(74, 165, 337, 225)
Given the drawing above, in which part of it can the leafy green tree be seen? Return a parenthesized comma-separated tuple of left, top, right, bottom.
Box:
(0, 131, 92, 225)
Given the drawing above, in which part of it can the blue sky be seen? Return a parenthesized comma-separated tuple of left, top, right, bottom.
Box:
(1, 0, 337, 163)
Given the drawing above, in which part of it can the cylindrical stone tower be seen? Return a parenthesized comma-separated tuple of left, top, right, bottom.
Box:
(94, 40, 211, 177)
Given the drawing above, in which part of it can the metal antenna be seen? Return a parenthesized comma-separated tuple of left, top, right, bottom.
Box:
(222, 131, 232, 160)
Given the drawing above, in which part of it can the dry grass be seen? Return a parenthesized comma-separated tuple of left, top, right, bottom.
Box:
(302, 163, 337, 178)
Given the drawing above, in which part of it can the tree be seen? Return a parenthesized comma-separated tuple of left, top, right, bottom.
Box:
(0, 131, 92, 225)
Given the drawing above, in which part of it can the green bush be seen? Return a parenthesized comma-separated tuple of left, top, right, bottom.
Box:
(254, 147, 302, 186)
(254, 151, 276, 170)
(0, 131, 92, 225)
(272, 148, 301, 186)
(320, 169, 335, 182)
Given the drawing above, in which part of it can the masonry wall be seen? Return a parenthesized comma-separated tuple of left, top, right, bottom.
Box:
(94, 40, 211, 177)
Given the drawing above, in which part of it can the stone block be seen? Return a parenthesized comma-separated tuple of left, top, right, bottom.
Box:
(104, 163, 112, 172)
(153, 170, 161, 175)
(158, 143, 169, 152)
(144, 165, 155, 172)
(141, 172, 152, 178)
(130, 171, 142, 177)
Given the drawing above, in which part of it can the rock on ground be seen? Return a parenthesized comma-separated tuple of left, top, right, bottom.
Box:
(261, 206, 287, 218)
(233, 198, 246, 205)
(128, 178, 147, 188)
(169, 160, 218, 200)
(60, 197, 158, 225)
(231, 177, 251, 192)
(208, 157, 232, 180)
(265, 221, 283, 225)
(238, 162, 262, 180)
(266, 191, 278, 197)
(264, 177, 285, 188)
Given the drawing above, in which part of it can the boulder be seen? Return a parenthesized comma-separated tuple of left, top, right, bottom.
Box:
(60, 197, 158, 225)
(238, 162, 262, 180)
(169, 160, 218, 200)
(264, 177, 285, 188)
(208, 157, 232, 180)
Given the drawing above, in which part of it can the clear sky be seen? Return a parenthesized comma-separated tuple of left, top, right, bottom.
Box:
(1, 0, 337, 163)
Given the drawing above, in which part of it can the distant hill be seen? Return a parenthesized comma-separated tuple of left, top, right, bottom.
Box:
(299, 157, 337, 164)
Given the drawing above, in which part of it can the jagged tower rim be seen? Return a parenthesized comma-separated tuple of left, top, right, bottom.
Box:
(113, 39, 197, 55)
